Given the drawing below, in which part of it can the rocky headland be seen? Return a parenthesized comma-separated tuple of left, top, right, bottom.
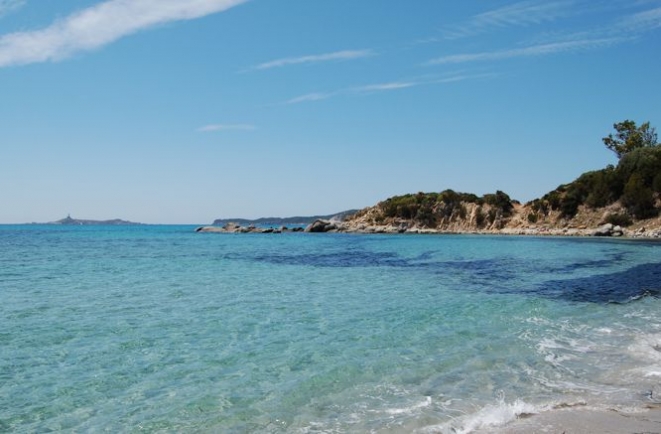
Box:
(198, 121, 661, 238)
(195, 204, 661, 238)
(306, 197, 661, 238)
(196, 188, 661, 238)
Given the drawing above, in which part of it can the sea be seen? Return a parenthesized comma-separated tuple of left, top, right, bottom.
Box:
(2, 224, 661, 433)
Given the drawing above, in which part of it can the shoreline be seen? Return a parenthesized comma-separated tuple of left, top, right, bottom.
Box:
(195, 221, 661, 239)
(478, 405, 661, 434)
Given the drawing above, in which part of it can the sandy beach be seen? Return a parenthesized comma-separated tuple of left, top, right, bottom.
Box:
(481, 406, 661, 434)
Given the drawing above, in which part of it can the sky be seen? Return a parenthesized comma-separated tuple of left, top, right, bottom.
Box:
(1, 0, 660, 224)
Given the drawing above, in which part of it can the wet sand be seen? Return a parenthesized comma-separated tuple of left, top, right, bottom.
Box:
(480, 406, 661, 434)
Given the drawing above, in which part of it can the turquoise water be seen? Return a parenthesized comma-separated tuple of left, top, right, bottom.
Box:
(2, 225, 661, 433)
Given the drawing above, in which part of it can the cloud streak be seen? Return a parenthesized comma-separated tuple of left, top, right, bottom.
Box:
(444, 0, 575, 39)
(0, 0, 25, 18)
(251, 49, 375, 70)
(197, 123, 256, 132)
(619, 6, 661, 32)
(353, 82, 417, 92)
(427, 37, 623, 65)
(283, 74, 493, 105)
(283, 92, 335, 105)
(0, 0, 248, 68)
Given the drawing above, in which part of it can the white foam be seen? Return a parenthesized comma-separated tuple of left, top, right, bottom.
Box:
(627, 333, 661, 362)
(537, 337, 593, 353)
(421, 399, 539, 434)
(386, 396, 432, 415)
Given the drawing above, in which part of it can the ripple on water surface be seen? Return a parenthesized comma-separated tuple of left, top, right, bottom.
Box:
(1, 227, 660, 432)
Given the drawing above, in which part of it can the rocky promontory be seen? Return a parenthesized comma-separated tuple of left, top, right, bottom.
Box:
(196, 194, 661, 238)
(332, 190, 661, 238)
(198, 124, 661, 238)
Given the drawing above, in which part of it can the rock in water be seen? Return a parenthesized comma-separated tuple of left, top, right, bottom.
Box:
(305, 219, 336, 233)
(593, 223, 614, 237)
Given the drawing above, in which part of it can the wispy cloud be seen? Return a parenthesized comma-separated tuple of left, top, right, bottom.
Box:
(197, 123, 256, 132)
(282, 73, 494, 105)
(444, 0, 575, 39)
(0, 0, 248, 68)
(251, 49, 375, 71)
(427, 37, 623, 65)
(0, 0, 25, 18)
(619, 6, 661, 31)
(353, 82, 417, 92)
(283, 92, 335, 105)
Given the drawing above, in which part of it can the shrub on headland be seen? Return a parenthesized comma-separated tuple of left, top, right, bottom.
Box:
(621, 173, 657, 219)
(376, 189, 514, 228)
(525, 120, 660, 222)
(355, 120, 660, 230)
(483, 190, 514, 217)
(604, 213, 633, 227)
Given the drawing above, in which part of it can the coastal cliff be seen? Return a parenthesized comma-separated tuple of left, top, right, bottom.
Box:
(337, 191, 661, 237)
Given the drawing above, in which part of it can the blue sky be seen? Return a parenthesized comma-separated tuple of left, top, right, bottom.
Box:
(1, 0, 660, 224)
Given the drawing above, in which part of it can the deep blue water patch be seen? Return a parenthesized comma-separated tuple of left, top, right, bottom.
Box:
(440, 258, 519, 282)
(210, 234, 661, 304)
(546, 251, 628, 273)
(536, 262, 661, 304)
(244, 249, 413, 268)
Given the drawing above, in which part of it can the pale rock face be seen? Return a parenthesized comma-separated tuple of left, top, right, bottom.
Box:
(339, 199, 661, 238)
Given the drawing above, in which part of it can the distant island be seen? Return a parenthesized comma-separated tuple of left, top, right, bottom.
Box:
(46, 215, 142, 226)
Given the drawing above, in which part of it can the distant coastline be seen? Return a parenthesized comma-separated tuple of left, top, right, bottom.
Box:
(211, 210, 357, 227)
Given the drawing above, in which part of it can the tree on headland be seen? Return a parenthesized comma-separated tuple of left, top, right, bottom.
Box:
(602, 120, 658, 159)
(621, 173, 657, 219)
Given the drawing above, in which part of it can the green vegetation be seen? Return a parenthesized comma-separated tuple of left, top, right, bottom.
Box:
(603, 120, 658, 159)
(526, 120, 660, 220)
(604, 212, 633, 227)
(363, 119, 660, 229)
(377, 189, 514, 228)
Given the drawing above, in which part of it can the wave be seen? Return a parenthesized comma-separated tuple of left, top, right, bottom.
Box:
(419, 398, 542, 434)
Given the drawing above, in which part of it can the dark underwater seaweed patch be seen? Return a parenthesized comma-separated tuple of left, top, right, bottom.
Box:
(535, 262, 661, 304)
(221, 244, 661, 304)
(436, 258, 661, 304)
(247, 250, 412, 268)
(546, 251, 628, 273)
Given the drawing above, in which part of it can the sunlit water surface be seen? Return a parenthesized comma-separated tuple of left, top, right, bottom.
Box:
(2, 225, 661, 433)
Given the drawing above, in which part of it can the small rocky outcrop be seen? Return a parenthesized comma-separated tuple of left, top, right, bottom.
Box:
(304, 219, 339, 233)
(195, 222, 294, 234)
(592, 223, 624, 237)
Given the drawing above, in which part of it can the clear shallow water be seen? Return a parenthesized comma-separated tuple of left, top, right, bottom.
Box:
(2, 225, 661, 433)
